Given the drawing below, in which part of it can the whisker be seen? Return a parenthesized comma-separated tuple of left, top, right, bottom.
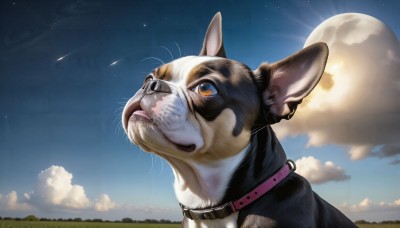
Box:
(141, 57, 166, 66)
(148, 153, 155, 174)
(161, 46, 174, 61)
(114, 99, 131, 136)
(158, 156, 165, 176)
(251, 125, 268, 136)
(174, 42, 182, 58)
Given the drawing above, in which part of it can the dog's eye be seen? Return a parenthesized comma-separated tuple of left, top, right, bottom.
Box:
(194, 82, 218, 96)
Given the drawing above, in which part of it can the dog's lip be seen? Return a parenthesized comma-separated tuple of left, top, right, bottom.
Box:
(132, 108, 151, 120)
(124, 99, 196, 153)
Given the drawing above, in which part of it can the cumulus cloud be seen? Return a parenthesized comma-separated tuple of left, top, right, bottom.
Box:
(295, 156, 350, 184)
(340, 198, 400, 213)
(28, 165, 91, 209)
(94, 194, 117, 212)
(0, 191, 31, 211)
(272, 13, 400, 161)
(7, 165, 119, 213)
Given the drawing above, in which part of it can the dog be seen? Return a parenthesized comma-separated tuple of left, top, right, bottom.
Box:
(122, 12, 356, 227)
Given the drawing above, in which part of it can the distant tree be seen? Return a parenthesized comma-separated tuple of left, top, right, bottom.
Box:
(57, 218, 64, 221)
(84, 219, 92, 222)
(92, 218, 103, 222)
(160, 219, 172, 224)
(144, 219, 159, 223)
(73, 218, 82, 222)
(355, 220, 370, 224)
(122, 218, 134, 223)
(0, 216, 2, 220)
(23, 215, 39, 221)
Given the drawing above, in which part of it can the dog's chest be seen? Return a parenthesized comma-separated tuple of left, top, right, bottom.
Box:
(183, 212, 238, 228)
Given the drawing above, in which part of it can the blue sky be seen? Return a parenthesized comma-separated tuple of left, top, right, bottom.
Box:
(0, 0, 399, 222)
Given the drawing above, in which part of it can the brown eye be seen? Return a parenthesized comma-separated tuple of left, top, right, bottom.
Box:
(194, 82, 218, 96)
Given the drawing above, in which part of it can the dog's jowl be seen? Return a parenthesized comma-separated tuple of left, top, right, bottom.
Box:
(122, 12, 356, 228)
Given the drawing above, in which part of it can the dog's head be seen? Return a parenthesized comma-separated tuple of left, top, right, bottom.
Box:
(122, 13, 328, 161)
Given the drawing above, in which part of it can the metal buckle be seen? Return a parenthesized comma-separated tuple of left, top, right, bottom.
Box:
(182, 207, 193, 220)
(202, 209, 217, 220)
(287, 159, 296, 171)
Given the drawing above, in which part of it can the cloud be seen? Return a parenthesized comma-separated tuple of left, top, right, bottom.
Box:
(94, 194, 117, 212)
(389, 159, 400, 165)
(17, 165, 118, 213)
(373, 145, 400, 158)
(340, 197, 400, 213)
(272, 13, 400, 161)
(28, 165, 91, 209)
(0, 191, 31, 211)
(295, 156, 350, 184)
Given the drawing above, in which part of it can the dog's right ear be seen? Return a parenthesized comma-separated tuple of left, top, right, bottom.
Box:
(199, 12, 226, 58)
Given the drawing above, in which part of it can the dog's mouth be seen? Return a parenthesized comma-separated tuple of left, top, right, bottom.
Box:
(124, 102, 196, 153)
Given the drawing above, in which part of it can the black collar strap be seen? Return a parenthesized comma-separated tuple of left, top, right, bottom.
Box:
(180, 160, 296, 220)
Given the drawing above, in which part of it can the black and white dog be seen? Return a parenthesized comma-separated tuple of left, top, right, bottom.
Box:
(122, 13, 356, 227)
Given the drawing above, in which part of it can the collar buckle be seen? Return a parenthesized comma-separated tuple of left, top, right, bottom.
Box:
(180, 202, 234, 220)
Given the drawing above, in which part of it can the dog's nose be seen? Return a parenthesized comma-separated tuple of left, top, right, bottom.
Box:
(143, 79, 172, 94)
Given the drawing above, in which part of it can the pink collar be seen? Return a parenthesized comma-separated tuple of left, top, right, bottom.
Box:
(180, 160, 296, 220)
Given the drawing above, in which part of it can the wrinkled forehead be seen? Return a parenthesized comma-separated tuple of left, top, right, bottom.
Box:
(151, 56, 222, 85)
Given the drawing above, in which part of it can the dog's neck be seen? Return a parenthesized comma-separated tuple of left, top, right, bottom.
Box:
(222, 125, 287, 203)
(163, 125, 286, 209)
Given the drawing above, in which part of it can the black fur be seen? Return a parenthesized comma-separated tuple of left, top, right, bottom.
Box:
(221, 126, 356, 227)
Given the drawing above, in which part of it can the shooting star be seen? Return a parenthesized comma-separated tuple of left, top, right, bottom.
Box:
(56, 53, 70, 62)
(54, 42, 95, 63)
(109, 60, 120, 67)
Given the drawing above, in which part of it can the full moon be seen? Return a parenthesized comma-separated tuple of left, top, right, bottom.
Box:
(273, 13, 400, 160)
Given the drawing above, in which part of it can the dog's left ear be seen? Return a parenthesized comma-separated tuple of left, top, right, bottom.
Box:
(255, 42, 329, 124)
(199, 12, 226, 58)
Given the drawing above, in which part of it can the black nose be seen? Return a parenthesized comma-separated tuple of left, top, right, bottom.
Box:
(143, 79, 172, 94)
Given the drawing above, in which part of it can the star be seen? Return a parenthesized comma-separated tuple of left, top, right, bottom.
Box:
(109, 61, 119, 66)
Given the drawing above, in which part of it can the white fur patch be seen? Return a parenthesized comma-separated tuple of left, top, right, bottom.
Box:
(185, 212, 238, 228)
(170, 56, 221, 84)
(171, 145, 248, 208)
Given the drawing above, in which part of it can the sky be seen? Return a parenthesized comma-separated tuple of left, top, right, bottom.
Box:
(0, 0, 399, 222)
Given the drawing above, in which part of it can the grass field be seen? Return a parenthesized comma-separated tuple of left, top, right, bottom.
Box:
(358, 225, 400, 228)
(0, 221, 181, 228)
(1, 221, 400, 228)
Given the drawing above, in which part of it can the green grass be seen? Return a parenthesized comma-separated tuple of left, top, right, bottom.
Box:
(0, 221, 181, 228)
(2, 221, 400, 228)
(358, 225, 400, 228)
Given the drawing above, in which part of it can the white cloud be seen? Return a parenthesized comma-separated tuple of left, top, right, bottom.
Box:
(340, 197, 400, 213)
(0, 191, 31, 211)
(94, 194, 117, 212)
(22, 165, 117, 213)
(272, 13, 400, 161)
(295, 156, 350, 184)
(28, 165, 91, 209)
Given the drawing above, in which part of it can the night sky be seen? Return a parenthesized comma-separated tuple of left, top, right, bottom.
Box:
(1, 0, 399, 221)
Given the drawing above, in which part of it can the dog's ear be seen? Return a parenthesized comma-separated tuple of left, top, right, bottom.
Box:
(255, 42, 329, 124)
(199, 12, 226, 58)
